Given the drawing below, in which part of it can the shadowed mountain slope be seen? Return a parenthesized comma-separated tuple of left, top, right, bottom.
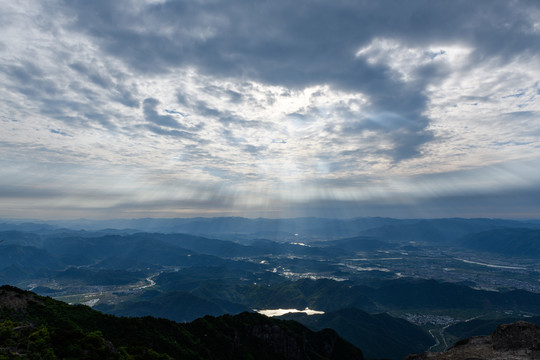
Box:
(280, 307, 433, 360)
(0, 285, 363, 360)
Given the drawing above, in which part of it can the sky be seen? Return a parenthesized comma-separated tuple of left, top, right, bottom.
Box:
(1, 0, 540, 220)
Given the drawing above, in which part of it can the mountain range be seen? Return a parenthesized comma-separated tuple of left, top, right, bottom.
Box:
(1, 216, 540, 359)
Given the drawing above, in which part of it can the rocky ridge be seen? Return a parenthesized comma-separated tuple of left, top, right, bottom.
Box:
(406, 321, 540, 360)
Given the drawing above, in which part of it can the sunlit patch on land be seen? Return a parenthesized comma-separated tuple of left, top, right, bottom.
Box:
(254, 308, 325, 317)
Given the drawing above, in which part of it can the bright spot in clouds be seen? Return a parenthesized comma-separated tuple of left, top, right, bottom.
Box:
(356, 38, 473, 82)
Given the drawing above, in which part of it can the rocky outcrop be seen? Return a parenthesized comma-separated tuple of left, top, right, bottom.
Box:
(492, 321, 540, 352)
(405, 321, 540, 360)
(0, 285, 43, 313)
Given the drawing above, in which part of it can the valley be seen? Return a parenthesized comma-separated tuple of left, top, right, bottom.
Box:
(1, 216, 540, 359)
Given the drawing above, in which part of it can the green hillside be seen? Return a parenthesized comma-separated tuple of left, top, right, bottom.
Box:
(0, 285, 363, 360)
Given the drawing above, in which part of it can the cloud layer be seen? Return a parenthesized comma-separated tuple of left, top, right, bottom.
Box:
(1, 0, 540, 219)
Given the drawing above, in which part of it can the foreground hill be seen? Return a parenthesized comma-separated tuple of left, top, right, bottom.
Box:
(0, 285, 363, 360)
(406, 321, 540, 360)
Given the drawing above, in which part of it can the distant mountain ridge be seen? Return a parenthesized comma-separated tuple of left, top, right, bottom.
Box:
(3, 216, 539, 241)
(458, 228, 540, 258)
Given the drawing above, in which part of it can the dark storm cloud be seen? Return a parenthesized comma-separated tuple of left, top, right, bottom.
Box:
(30, 0, 540, 92)
(59, 0, 540, 161)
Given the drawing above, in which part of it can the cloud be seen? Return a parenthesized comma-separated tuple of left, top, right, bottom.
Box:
(60, 0, 538, 162)
(144, 125, 191, 139)
(243, 144, 267, 155)
(69, 62, 114, 89)
(143, 98, 184, 128)
(50, 129, 69, 136)
(1, 0, 540, 219)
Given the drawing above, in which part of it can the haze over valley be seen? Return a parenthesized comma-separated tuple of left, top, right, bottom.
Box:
(1, 216, 540, 359)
